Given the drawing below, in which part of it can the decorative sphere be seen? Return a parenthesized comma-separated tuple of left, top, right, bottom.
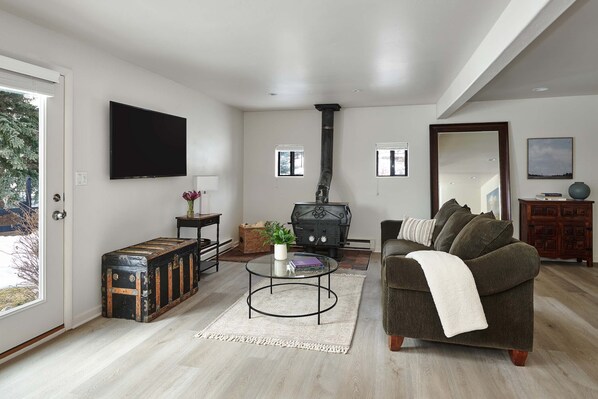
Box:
(568, 182, 590, 200)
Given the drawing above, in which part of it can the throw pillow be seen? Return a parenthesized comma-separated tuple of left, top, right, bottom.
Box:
(398, 217, 436, 247)
(449, 216, 514, 260)
(432, 198, 470, 242)
(433, 209, 476, 252)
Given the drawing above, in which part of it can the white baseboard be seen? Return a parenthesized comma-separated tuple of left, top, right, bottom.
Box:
(72, 305, 102, 329)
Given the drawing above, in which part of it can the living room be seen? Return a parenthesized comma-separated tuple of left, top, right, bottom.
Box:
(0, 1, 597, 397)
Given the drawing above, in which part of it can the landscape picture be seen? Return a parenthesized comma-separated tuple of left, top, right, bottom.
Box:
(527, 137, 573, 179)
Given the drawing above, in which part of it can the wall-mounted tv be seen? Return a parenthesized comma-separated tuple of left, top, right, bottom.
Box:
(110, 101, 187, 179)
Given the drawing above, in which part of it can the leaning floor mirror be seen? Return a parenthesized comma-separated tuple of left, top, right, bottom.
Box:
(429, 122, 511, 220)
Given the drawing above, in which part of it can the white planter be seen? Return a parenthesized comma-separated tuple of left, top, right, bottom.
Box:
(274, 244, 287, 260)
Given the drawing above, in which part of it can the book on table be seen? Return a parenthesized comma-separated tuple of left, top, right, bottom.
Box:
(290, 257, 324, 269)
(540, 192, 562, 197)
(535, 194, 567, 201)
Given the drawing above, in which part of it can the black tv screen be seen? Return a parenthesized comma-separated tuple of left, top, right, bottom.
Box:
(110, 101, 187, 179)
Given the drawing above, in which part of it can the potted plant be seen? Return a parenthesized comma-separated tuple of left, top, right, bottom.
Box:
(261, 221, 295, 260)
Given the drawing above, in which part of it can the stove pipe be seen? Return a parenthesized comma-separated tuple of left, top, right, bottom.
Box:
(314, 103, 341, 203)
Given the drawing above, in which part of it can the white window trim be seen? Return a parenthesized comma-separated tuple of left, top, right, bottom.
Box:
(275, 145, 304, 178)
(375, 142, 409, 178)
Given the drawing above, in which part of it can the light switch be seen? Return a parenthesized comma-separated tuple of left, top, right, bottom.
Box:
(75, 172, 88, 186)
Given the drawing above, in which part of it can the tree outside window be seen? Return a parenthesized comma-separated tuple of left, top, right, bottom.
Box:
(0, 91, 39, 207)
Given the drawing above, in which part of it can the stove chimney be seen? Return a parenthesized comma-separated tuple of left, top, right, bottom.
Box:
(314, 103, 341, 203)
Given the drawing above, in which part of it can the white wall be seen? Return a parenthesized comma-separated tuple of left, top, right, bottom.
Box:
(0, 11, 244, 325)
(244, 95, 598, 258)
(244, 105, 435, 251)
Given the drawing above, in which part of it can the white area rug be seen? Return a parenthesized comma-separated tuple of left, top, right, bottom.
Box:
(196, 273, 366, 354)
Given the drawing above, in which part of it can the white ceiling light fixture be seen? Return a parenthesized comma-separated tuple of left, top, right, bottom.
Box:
(532, 87, 549, 92)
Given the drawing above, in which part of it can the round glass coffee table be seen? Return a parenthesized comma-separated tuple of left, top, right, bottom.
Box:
(245, 252, 338, 325)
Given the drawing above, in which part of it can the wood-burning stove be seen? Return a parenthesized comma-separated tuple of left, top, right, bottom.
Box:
(291, 104, 352, 258)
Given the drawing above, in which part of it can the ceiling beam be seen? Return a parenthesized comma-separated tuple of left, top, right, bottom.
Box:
(436, 0, 576, 119)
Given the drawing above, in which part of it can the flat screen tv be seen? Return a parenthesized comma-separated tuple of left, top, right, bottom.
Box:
(110, 101, 187, 179)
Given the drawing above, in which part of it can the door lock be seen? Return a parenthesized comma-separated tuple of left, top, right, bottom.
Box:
(52, 210, 67, 221)
(53, 194, 61, 202)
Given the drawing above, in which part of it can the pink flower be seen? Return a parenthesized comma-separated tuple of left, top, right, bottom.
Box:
(182, 190, 200, 201)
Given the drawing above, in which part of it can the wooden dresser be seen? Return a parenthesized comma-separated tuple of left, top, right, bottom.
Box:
(519, 199, 593, 267)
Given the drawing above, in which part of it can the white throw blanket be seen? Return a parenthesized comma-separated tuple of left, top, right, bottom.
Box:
(406, 250, 488, 338)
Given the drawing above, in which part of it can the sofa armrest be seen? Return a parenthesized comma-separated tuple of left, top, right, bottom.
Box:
(465, 241, 540, 296)
(383, 255, 429, 292)
(383, 241, 540, 296)
(381, 220, 402, 249)
(381, 220, 402, 263)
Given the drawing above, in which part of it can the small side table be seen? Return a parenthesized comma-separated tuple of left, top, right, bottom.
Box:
(176, 213, 221, 277)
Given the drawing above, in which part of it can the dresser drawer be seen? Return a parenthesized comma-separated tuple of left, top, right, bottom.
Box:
(530, 204, 559, 218)
(561, 205, 592, 218)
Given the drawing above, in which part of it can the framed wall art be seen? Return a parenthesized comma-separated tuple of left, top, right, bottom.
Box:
(527, 137, 573, 179)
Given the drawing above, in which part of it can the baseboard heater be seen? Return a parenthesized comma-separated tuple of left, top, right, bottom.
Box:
(201, 238, 233, 261)
(343, 238, 374, 251)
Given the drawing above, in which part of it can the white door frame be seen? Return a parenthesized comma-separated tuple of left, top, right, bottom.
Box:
(0, 65, 73, 363)
(58, 66, 74, 331)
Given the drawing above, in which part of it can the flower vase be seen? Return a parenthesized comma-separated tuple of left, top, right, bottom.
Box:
(186, 200, 195, 218)
(274, 244, 287, 260)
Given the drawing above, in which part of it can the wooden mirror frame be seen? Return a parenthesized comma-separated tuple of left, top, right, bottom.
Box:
(430, 122, 511, 220)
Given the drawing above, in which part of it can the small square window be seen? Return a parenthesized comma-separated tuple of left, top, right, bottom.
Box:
(276, 146, 304, 177)
(376, 143, 408, 177)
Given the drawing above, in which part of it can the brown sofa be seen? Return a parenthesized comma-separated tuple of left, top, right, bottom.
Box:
(380, 201, 540, 366)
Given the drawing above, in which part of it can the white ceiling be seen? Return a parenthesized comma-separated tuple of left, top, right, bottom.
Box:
(472, 0, 598, 102)
(1, 0, 595, 112)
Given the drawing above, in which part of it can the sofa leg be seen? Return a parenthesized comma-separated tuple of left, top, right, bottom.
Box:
(508, 350, 528, 366)
(388, 335, 404, 351)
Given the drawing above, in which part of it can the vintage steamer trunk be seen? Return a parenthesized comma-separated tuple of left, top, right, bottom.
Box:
(102, 237, 198, 322)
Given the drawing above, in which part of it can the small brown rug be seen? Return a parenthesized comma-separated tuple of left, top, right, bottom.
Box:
(219, 246, 371, 270)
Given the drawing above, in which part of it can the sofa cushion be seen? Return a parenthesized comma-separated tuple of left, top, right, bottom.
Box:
(433, 209, 476, 252)
(432, 198, 470, 242)
(449, 216, 513, 260)
(383, 239, 432, 258)
(397, 217, 436, 247)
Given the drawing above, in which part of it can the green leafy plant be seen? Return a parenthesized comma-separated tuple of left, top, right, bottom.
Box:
(0, 91, 39, 207)
(261, 221, 295, 246)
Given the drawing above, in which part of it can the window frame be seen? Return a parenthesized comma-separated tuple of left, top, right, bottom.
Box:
(376, 143, 409, 177)
(275, 145, 304, 178)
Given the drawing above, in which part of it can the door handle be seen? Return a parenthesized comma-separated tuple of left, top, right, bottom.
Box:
(52, 210, 67, 221)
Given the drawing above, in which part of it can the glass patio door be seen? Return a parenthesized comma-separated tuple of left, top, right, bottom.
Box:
(0, 71, 65, 357)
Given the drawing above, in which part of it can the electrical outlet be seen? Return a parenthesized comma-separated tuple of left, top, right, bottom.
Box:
(75, 172, 88, 186)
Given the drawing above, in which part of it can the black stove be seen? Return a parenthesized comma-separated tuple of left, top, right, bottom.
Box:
(290, 104, 352, 258)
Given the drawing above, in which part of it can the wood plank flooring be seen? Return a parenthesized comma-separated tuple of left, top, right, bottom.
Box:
(0, 257, 597, 398)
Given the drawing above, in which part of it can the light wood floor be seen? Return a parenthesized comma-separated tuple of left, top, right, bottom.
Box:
(1, 256, 597, 398)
